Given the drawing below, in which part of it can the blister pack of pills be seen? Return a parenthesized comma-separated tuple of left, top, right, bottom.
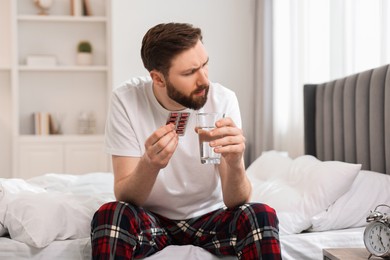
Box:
(166, 112, 190, 136)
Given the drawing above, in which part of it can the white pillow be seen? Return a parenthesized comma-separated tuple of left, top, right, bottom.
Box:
(1, 172, 115, 247)
(247, 150, 292, 181)
(248, 152, 361, 234)
(0, 179, 46, 236)
(311, 170, 390, 231)
(249, 178, 310, 234)
(4, 192, 114, 248)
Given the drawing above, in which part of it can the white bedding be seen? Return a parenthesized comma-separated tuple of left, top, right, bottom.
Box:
(0, 236, 235, 260)
(0, 228, 365, 260)
(280, 227, 365, 260)
(0, 173, 236, 260)
(1, 151, 389, 259)
(0, 237, 91, 260)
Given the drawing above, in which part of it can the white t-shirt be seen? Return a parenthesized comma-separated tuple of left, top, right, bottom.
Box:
(105, 76, 242, 219)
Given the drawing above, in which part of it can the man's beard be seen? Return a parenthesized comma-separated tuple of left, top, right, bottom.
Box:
(166, 79, 209, 110)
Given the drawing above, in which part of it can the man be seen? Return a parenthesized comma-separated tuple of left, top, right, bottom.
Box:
(91, 22, 281, 260)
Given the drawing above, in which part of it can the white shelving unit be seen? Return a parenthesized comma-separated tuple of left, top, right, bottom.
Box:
(0, 0, 12, 178)
(8, 0, 112, 178)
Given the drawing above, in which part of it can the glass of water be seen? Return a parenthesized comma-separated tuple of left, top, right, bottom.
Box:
(196, 112, 225, 164)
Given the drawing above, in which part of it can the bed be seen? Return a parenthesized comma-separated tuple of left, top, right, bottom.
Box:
(1, 64, 389, 259)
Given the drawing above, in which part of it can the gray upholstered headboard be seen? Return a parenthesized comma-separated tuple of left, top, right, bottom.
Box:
(304, 64, 390, 175)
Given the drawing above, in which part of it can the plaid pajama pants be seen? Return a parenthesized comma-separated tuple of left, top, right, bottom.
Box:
(91, 202, 281, 260)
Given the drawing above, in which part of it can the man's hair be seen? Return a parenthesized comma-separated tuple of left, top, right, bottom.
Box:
(141, 22, 203, 76)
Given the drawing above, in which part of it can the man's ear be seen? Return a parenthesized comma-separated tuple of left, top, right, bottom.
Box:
(150, 70, 165, 88)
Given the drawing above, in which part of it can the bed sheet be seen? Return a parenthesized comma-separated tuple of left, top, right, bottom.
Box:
(146, 245, 237, 260)
(0, 236, 237, 260)
(280, 227, 365, 260)
(0, 237, 91, 260)
(0, 228, 365, 260)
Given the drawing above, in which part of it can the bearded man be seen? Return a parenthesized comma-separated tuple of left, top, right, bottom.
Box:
(91, 22, 281, 260)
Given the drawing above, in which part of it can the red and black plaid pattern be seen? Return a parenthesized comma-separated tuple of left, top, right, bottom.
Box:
(91, 202, 281, 260)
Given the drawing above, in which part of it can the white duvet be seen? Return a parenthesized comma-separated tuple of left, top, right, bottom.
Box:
(0, 172, 235, 259)
(0, 172, 116, 247)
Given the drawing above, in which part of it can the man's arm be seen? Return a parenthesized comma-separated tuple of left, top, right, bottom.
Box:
(209, 117, 252, 208)
(218, 157, 251, 208)
(113, 123, 178, 206)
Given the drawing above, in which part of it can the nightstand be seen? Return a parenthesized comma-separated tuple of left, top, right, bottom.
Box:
(323, 248, 383, 260)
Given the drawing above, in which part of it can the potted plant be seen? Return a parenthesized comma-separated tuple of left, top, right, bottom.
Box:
(76, 41, 93, 66)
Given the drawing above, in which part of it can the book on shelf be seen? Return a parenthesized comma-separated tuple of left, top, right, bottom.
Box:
(70, 0, 92, 16)
(33, 112, 51, 135)
(70, 0, 83, 16)
(83, 0, 92, 16)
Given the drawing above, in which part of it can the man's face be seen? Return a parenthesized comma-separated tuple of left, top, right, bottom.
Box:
(164, 40, 210, 110)
(165, 76, 209, 110)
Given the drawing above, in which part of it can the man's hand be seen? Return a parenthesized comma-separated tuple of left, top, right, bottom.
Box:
(208, 117, 246, 167)
(143, 123, 179, 170)
(113, 123, 178, 205)
(198, 116, 250, 208)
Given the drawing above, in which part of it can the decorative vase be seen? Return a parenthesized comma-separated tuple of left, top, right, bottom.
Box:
(34, 0, 53, 15)
(76, 53, 93, 66)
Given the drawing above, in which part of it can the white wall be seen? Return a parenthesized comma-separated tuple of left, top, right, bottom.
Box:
(111, 0, 256, 162)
